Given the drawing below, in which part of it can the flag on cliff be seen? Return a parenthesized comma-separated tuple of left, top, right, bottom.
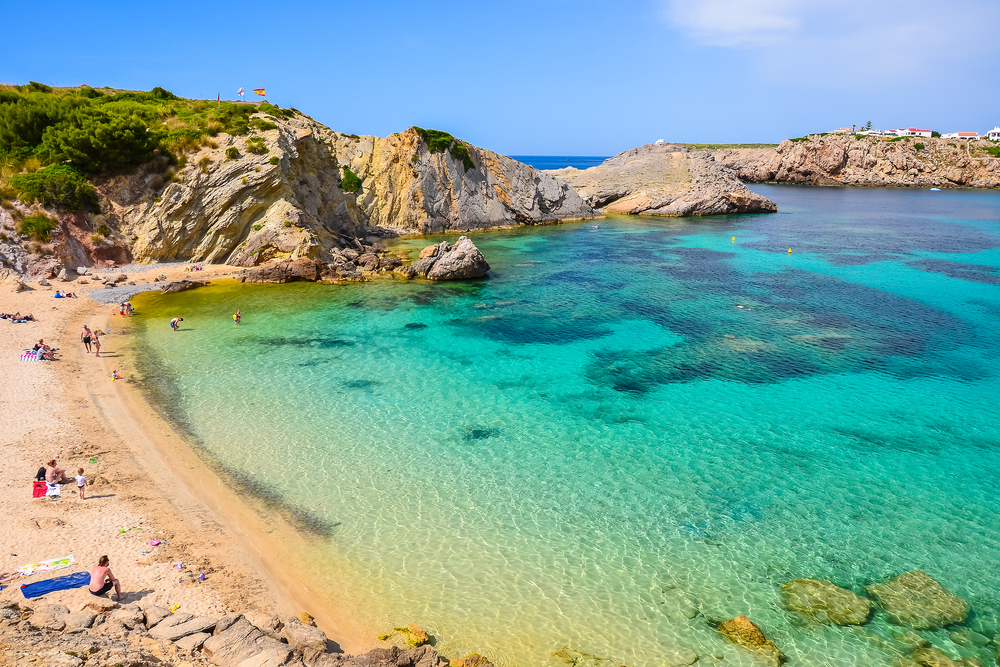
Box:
(254, 88, 265, 96)
(237, 87, 245, 97)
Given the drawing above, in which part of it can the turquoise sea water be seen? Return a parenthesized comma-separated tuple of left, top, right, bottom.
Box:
(132, 185, 1000, 667)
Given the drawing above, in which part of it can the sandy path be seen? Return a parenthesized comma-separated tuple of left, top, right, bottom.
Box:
(0, 268, 372, 653)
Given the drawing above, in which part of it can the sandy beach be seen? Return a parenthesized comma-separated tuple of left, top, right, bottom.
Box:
(0, 266, 374, 655)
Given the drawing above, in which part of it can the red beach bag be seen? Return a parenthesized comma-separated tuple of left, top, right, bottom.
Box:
(32, 481, 47, 498)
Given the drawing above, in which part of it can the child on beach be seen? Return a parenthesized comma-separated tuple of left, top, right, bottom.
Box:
(170, 317, 183, 331)
(233, 310, 241, 324)
(76, 468, 86, 500)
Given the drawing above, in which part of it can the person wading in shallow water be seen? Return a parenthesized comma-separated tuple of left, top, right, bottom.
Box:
(170, 317, 183, 331)
(81, 324, 93, 353)
(233, 310, 241, 324)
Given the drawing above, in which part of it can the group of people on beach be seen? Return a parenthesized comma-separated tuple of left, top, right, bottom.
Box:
(37, 460, 87, 501)
(80, 324, 101, 356)
(31, 339, 56, 360)
(2, 312, 35, 322)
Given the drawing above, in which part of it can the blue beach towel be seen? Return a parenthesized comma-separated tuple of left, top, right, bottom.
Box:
(20, 570, 90, 599)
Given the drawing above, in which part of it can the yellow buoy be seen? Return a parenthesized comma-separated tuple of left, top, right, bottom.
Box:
(788, 248, 792, 254)
(732, 236, 735, 242)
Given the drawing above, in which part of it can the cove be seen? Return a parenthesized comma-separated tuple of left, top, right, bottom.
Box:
(130, 185, 1000, 667)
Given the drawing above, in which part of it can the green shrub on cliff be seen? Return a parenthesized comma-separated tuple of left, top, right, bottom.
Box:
(7, 165, 100, 213)
(226, 147, 240, 160)
(914, 143, 925, 151)
(412, 127, 475, 171)
(17, 213, 58, 242)
(341, 166, 362, 193)
(246, 137, 267, 154)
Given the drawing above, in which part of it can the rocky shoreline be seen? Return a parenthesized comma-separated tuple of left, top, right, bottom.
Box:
(711, 135, 1000, 189)
(4, 567, 994, 667)
(547, 143, 777, 216)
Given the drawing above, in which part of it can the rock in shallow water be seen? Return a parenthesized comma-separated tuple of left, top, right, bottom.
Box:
(866, 570, 968, 630)
(717, 615, 786, 666)
(411, 236, 490, 280)
(781, 578, 871, 625)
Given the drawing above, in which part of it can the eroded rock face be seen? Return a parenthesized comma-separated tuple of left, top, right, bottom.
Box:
(412, 237, 490, 280)
(76, 121, 594, 273)
(866, 570, 969, 630)
(713, 135, 1000, 189)
(717, 615, 786, 667)
(781, 578, 872, 625)
(549, 143, 776, 216)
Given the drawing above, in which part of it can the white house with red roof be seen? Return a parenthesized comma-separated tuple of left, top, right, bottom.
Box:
(942, 132, 979, 140)
(894, 128, 932, 138)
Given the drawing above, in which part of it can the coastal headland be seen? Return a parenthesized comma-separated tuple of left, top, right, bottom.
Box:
(711, 134, 1000, 189)
(546, 143, 777, 216)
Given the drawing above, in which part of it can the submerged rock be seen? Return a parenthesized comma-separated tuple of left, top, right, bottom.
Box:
(160, 279, 209, 293)
(911, 647, 963, 667)
(866, 570, 969, 630)
(781, 578, 871, 625)
(393, 622, 430, 647)
(411, 236, 490, 280)
(450, 654, 493, 667)
(717, 615, 786, 666)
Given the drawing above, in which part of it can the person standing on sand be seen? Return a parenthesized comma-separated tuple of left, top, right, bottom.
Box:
(81, 325, 92, 353)
(89, 556, 122, 601)
(93, 330, 101, 357)
(75, 468, 86, 501)
(170, 317, 183, 331)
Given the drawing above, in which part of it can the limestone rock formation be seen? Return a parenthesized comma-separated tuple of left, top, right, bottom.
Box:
(713, 135, 1000, 189)
(86, 120, 593, 272)
(548, 143, 777, 216)
(866, 570, 969, 629)
(411, 236, 490, 280)
(781, 578, 872, 625)
(238, 258, 324, 284)
(717, 615, 786, 666)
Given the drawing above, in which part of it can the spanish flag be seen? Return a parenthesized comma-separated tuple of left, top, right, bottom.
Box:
(254, 88, 266, 96)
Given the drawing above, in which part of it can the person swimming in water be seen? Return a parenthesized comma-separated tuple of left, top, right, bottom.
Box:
(233, 310, 241, 324)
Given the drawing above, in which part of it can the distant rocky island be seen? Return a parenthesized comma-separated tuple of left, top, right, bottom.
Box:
(711, 135, 1000, 189)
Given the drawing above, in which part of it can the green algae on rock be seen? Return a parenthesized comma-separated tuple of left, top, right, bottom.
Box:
(780, 578, 872, 625)
(866, 570, 969, 630)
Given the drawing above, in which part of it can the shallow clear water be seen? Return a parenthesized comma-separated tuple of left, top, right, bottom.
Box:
(132, 185, 1000, 667)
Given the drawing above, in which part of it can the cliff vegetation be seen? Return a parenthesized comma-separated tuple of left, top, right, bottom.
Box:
(0, 83, 594, 278)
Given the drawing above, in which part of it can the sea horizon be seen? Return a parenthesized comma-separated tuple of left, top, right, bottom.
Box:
(509, 155, 610, 170)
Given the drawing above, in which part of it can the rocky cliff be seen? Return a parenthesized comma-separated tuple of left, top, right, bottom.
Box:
(1, 115, 594, 277)
(547, 143, 776, 216)
(712, 135, 1000, 188)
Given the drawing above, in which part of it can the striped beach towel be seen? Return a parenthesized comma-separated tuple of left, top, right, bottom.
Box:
(20, 351, 39, 361)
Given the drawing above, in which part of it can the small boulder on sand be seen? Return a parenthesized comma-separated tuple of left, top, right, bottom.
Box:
(781, 578, 872, 625)
(717, 615, 786, 667)
(866, 570, 968, 629)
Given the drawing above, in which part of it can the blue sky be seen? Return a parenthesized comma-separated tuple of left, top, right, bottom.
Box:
(3, 0, 998, 155)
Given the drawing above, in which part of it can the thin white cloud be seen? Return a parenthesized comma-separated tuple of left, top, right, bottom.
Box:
(664, 0, 1000, 83)
(669, 0, 802, 47)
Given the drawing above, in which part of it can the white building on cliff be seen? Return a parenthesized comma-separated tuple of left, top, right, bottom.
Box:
(987, 127, 1000, 141)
